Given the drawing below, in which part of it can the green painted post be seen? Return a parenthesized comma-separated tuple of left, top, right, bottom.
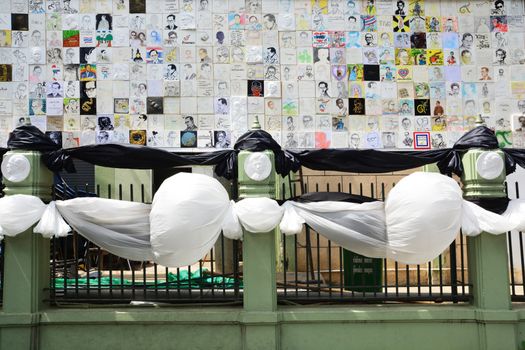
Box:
(238, 119, 279, 350)
(1, 150, 53, 350)
(461, 148, 509, 309)
(461, 147, 515, 349)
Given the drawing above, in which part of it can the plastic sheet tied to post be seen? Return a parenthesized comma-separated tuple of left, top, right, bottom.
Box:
(3, 172, 525, 266)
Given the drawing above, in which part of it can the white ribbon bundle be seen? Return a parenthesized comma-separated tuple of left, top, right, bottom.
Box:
(1, 172, 525, 266)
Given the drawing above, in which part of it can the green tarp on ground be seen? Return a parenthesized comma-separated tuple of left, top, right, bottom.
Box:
(53, 269, 242, 289)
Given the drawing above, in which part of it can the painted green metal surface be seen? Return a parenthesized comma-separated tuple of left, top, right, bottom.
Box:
(461, 149, 506, 199)
(95, 166, 153, 201)
(238, 149, 279, 349)
(2, 150, 53, 201)
(1, 151, 53, 350)
(461, 148, 514, 349)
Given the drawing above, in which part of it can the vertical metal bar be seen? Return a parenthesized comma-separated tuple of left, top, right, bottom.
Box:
(0, 241, 4, 304)
(199, 259, 203, 299)
(509, 232, 516, 296)
(63, 234, 68, 298)
(97, 246, 102, 298)
(118, 185, 124, 298)
(165, 266, 169, 297)
(328, 239, 332, 299)
(130, 261, 136, 300)
(383, 258, 388, 298)
(318, 178, 326, 298)
(281, 180, 287, 300)
(394, 261, 399, 297)
(187, 264, 192, 298)
(380, 183, 385, 299)
(49, 177, 56, 301)
(294, 234, 299, 297)
(210, 247, 215, 297)
(94, 175, 100, 317)
(316, 233, 321, 297)
(438, 255, 444, 296)
(233, 239, 240, 298)
(517, 182, 524, 297)
(304, 183, 318, 281)
(405, 265, 410, 298)
(305, 226, 313, 295)
(74, 232, 79, 298)
(176, 267, 181, 298)
(108, 253, 113, 300)
(51, 237, 57, 302)
(107, 184, 122, 299)
(71, 184, 80, 300)
(339, 247, 344, 298)
(518, 231, 525, 298)
(154, 263, 159, 300)
(417, 264, 421, 296)
(221, 234, 226, 297)
(460, 230, 466, 295)
(449, 240, 458, 303)
(129, 184, 135, 298)
(142, 257, 147, 300)
(283, 233, 287, 298)
(86, 241, 91, 298)
(428, 261, 433, 297)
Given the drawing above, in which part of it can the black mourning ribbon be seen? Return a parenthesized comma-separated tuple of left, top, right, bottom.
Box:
(4, 125, 235, 177)
(2, 126, 300, 180)
(288, 126, 511, 177)
(1, 125, 524, 213)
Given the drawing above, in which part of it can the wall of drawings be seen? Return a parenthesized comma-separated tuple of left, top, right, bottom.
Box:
(0, 0, 525, 150)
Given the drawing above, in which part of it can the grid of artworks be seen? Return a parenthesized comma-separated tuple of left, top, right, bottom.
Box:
(0, 0, 525, 150)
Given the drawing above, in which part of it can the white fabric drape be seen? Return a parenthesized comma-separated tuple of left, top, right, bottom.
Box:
(222, 198, 285, 239)
(149, 172, 230, 267)
(55, 198, 155, 261)
(0, 195, 47, 239)
(4, 172, 525, 267)
(34, 201, 71, 238)
(461, 199, 525, 236)
(281, 201, 387, 258)
(233, 197, 284, 233)
(279, 173, 525, 264)
(385, 172, 463, 264)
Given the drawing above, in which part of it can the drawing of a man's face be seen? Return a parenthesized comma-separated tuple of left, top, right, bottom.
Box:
(84, 81, 96, 98)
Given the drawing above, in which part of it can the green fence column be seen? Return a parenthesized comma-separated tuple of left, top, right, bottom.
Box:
(1, 151, 53, 350)
(238, 122, 279, 350)
(461, 148, 515, 350)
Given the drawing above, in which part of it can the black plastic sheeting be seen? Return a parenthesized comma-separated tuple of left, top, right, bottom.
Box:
(469, 197, 510, 215)
(291, 126, 517, 177)
(1, 124, 524, 214)
(293, 191, 377, 204)
(233, 129, 300, 177)
(4, 125, 238, 178)
(2, 126, 301, 180)
(2, 125, 525, 181)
